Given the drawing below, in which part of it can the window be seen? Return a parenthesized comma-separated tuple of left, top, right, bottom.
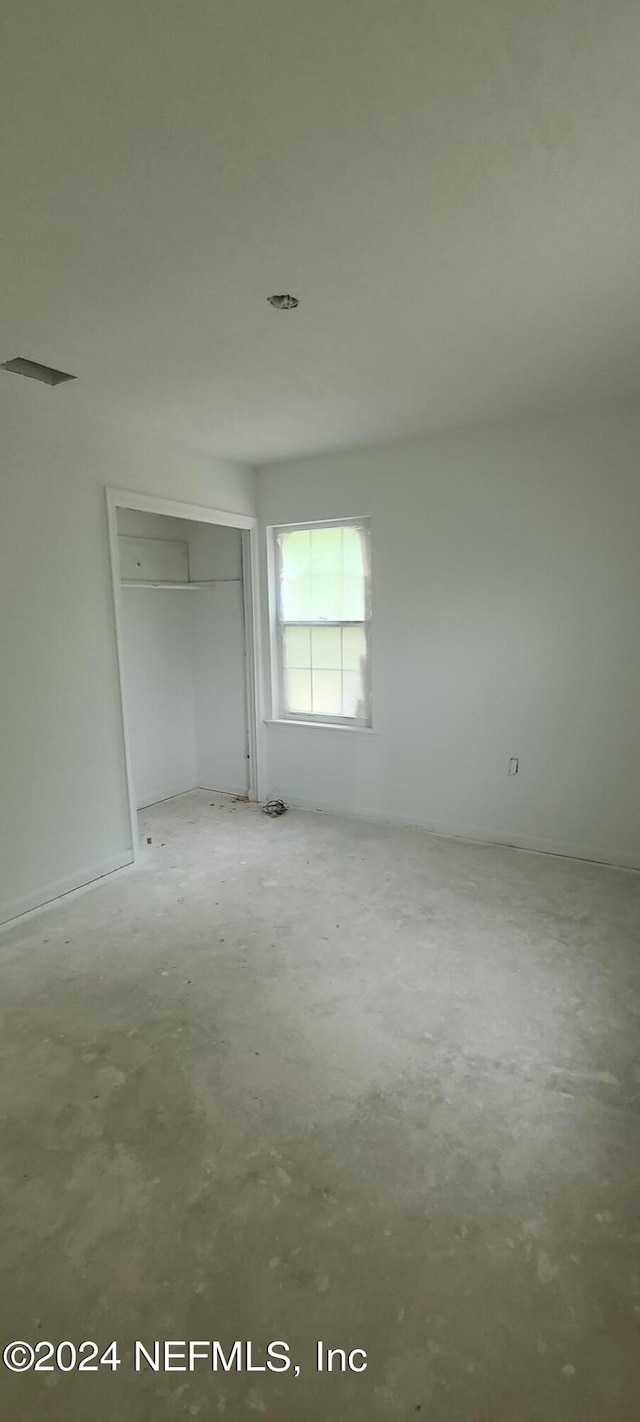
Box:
(273, 519, 371, 726)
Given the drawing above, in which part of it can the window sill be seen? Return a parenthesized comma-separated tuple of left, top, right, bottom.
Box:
(264, 718, 376, 734)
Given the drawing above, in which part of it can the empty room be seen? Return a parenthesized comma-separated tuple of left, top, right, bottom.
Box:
(1, 3, 639, 1420)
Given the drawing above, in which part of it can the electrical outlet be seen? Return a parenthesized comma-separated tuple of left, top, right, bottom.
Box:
(508, 757, 519, 776)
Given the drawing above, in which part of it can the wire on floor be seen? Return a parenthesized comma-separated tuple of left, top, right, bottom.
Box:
(261, 799, 288, 817)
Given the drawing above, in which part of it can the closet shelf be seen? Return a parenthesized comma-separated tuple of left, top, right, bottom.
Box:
(121, 579, 241, 589)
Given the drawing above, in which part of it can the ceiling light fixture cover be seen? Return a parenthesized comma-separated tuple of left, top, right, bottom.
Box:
(267, 294, 299, 310)
(1, 356, 76, 386)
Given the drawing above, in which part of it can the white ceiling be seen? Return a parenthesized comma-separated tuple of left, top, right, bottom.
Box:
(3, 0, 640, 463)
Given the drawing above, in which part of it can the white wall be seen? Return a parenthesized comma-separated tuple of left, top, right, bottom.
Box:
(0, 381, 255, 923)
(190, 523, 249, 795)
(257, 408, 640, 869)
(120, 588, 198, 808)
(193, 584, 248, 796)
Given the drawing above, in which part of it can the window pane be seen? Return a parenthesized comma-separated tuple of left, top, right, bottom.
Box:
(279, 523, 368, 623)
(281, 575, 311, 620)
(283, 625, 311, 668)
(278, 529, 312, 619)
(284, 668, 312, 714)
(310, 525, 342, 572)
(280, 529, 311, 578)
(311, 625, 341, 670)
(342, 669, 365, 718)
(310, 573, 343, 620)
(342, 525, 365, 573)
(312, 669, 342, 716)
(342, 573, 365, 620)
(342, 624, 366, 671)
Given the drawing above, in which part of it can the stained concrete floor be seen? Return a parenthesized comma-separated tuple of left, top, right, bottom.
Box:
(1, 790, 639, 1420)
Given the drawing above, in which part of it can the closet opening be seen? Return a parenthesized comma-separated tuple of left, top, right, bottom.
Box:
(106, 490, 260, 859)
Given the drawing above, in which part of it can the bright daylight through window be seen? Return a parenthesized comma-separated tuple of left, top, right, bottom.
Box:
(274, 520, 371, 726)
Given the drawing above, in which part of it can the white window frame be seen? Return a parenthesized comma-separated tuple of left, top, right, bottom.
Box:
(271, 516, 372, 728)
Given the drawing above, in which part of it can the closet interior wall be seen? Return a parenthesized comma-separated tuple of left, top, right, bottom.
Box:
(116, 508, 248, 809)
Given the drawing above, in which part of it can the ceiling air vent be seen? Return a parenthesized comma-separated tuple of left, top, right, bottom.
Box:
(1, 356, 76, 386)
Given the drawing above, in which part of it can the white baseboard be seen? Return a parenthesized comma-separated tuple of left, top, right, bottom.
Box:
(197, 782, 252, 798)
(274, 794, 640, 872)
(138, 784, 252, 808)
(0, 851, 134, 930)
(137, 782, 199, 810)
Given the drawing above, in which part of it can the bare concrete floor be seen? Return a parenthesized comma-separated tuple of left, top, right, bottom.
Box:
(1, 790, 639, 1420)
